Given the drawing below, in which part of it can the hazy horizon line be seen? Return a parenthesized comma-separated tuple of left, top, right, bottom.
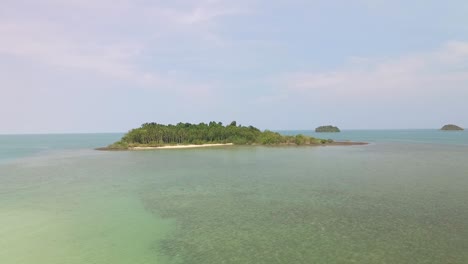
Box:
(1, 127, 465, 136)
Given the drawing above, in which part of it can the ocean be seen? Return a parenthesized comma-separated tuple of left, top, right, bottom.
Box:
(1, 130, 467, 263)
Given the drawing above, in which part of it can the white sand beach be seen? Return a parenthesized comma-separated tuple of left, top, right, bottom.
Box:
(130, 143, 234, 150)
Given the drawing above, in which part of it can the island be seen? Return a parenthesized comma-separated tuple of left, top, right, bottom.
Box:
(98, 121, 366, 150)
(315, 125, 341, 133)
(441, 124, 464, 131)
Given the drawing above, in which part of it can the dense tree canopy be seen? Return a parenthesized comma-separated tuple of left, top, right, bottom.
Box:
(108, 121, 332, 149)
(441, 124, 464, 131)
(315, 125, 341, 133)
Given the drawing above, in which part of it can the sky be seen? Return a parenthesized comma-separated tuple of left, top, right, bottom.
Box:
(1, 0, 468, 133)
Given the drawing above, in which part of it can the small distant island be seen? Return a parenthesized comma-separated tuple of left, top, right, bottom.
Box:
(441, 124, 464, 131)
(98, 121, 365, 150)
(315, 125, 340, 133)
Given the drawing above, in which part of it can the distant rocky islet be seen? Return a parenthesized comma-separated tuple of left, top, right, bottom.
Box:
(441, 124, 464, 131)
(315, 125, 341, 133)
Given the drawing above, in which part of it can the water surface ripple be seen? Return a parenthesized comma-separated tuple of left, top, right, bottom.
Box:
(0, 132, 467, 263)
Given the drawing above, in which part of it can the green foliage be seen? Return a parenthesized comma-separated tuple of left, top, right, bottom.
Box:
(441, 124, 464, 131)
(110, 121, 332, 148)
(259, 130, 285, 145)
(106, 141, 129, 150)
(230, 136, 249, 145)
(315, 125, 340, 133)
(294, 134, 307, 145)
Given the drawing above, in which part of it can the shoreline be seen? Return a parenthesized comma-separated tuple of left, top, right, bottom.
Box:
(96, 141, 368, 151)
(256, 141, 369, 147)
(323, 141, 368, 146)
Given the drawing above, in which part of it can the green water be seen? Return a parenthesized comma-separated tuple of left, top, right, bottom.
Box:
(1, 132, 468, 263)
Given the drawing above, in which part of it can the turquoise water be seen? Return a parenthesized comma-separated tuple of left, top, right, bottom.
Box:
(1, 131, 468, 263)
(0, 133, 123, 163)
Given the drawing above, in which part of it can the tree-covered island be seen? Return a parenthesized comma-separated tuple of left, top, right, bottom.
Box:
(100, 121, 364, 150)
(315, 125, 341, 133)
(441, 124, 464, 131)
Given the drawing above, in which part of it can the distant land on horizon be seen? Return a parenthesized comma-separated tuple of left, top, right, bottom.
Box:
(1, 125, 467, 135)
(315, 125, 341, 133)
(441, 124, 464, 131)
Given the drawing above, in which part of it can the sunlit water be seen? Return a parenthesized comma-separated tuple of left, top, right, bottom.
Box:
(1, 131, 467, 263)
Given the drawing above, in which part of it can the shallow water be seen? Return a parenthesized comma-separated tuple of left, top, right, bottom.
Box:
(1, 131, 468, 263)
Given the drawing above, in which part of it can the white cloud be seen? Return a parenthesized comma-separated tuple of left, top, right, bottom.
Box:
(280, 41, 468, 98)
(0, 0, 249, 93)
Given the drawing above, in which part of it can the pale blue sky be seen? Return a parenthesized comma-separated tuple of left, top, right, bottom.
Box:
(1, 0, 468, 133)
